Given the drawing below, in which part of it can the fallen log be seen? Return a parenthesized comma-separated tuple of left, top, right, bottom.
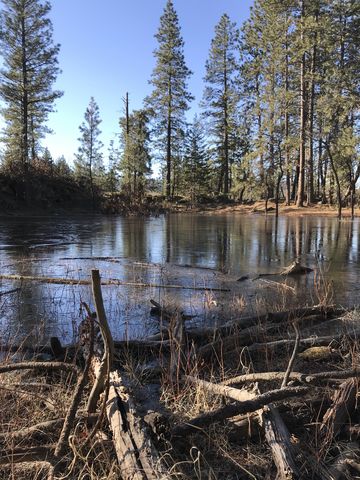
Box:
(171, 385, 310, 437)
(252, 261, 313, 280)
(320, 378, 357, 454)
(197, 322, 280, 359)
(262, 403, 301, 480)
(246, 329, 360, 353)
(280, 261, 313, 276)
(188, 304, 342, 340)
(184, 375, 258, 403)
(222, 368, 360, 386)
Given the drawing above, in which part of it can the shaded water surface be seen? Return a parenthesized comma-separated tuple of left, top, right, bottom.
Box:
(0, 214, 359, 343)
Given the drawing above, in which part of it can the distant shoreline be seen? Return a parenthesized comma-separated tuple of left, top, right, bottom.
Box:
(1, 200, 358, 218)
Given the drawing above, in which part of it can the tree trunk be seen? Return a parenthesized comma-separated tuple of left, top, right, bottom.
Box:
(306, 8, 318, 205)
(296, 0, 306, 207)
(166, 79, 172, 199)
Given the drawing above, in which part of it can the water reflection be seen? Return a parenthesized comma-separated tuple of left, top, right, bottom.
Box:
(0, 214, 359, 343)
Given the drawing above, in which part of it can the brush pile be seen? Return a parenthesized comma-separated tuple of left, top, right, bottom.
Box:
(0, 270, 359, 479)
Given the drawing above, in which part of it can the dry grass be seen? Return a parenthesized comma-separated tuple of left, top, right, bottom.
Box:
(0, 266, 358, 479)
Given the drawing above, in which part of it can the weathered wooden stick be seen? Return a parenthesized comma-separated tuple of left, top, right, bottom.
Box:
(0, 415, 98, 444)
(172, 386, 309, 437)
(247, 329, 360, 353)
(281, 322, 300, 388)
(87, 270, 114, 414)
(0, 273, 230, 292)
(0, 445, 55, 466)
(0, 361, 79, 375)
(222, 368, 360, 386)
(184, 375, 257, 403)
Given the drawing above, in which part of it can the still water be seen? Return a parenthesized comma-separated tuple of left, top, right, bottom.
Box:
(0, 213, 359, 344)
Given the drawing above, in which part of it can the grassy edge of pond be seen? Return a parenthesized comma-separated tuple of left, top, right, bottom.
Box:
(1, 269, 359, 480)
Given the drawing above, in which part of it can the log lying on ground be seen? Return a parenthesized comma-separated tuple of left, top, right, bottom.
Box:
(172, 383, 309, 437)
(252, 261, 313, 280)
(320, 378, 357, 454)
(188, 304, 342, 340)
(280, 261, 313, 276)
(183, 375, 302, 478)
(243, 328, 360, 354)
(197, 322, 281, 359)
(262, 403, 301, 480)
(222, 368, 360, 386)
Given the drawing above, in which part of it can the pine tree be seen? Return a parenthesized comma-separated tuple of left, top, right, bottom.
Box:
(202, 13, 239, 196)
(145, 0, 193, 199)
(316, 0, 360, 218)
(74, 97, 103, 206)
(119, 109, 151, 197)
(106, 139, 120, 192)
(181, 115, 210, 203)
(0, 0, 62, 176)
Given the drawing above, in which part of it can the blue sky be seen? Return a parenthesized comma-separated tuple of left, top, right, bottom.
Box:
(42, 0, 254, 165)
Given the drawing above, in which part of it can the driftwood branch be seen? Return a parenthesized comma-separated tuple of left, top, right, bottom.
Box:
(172, 385, 310, 437)
(262, 403, 301, 480)
(222, 368, 360, 386)
(0, 273, 230, 292)
(0, 361, 79, 375)
(87, 269, 114, 414)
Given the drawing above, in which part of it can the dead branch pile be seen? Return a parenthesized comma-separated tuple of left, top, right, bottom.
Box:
(1, 270, 360, 479)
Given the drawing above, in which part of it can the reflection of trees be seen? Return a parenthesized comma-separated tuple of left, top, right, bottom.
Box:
(120, 218, 148, 260)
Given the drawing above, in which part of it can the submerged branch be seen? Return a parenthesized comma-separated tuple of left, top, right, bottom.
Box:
(0, 273, 230, 292)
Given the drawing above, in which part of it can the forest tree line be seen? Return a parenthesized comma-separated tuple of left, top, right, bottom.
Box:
(0, 0, 359, 213)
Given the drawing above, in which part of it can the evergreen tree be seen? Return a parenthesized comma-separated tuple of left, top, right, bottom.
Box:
(181, 115, 210, 202)
(119, 109, 151, 197)
(74, 97, 103, 206)
(202, 13, 239, 195)
(105, 139, 120, 192)
(0, 0, 62, 175)
(145, 0, 193, 199)
(54, 155, 71, 177)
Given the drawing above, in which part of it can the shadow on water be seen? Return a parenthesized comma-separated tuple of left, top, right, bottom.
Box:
(0, 214, 358, 343)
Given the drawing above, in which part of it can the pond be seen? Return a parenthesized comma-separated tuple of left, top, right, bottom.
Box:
(0, 213, 359, 344)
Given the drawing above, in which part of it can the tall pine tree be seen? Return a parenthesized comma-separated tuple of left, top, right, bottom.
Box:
(202, 13, 239, 195)
(145, 0, 193, 199)
(180, 115, 210, 202)
(0, 0, 62, 175)
(74, 97, 103, 207)
(119, 108, 151, 197)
